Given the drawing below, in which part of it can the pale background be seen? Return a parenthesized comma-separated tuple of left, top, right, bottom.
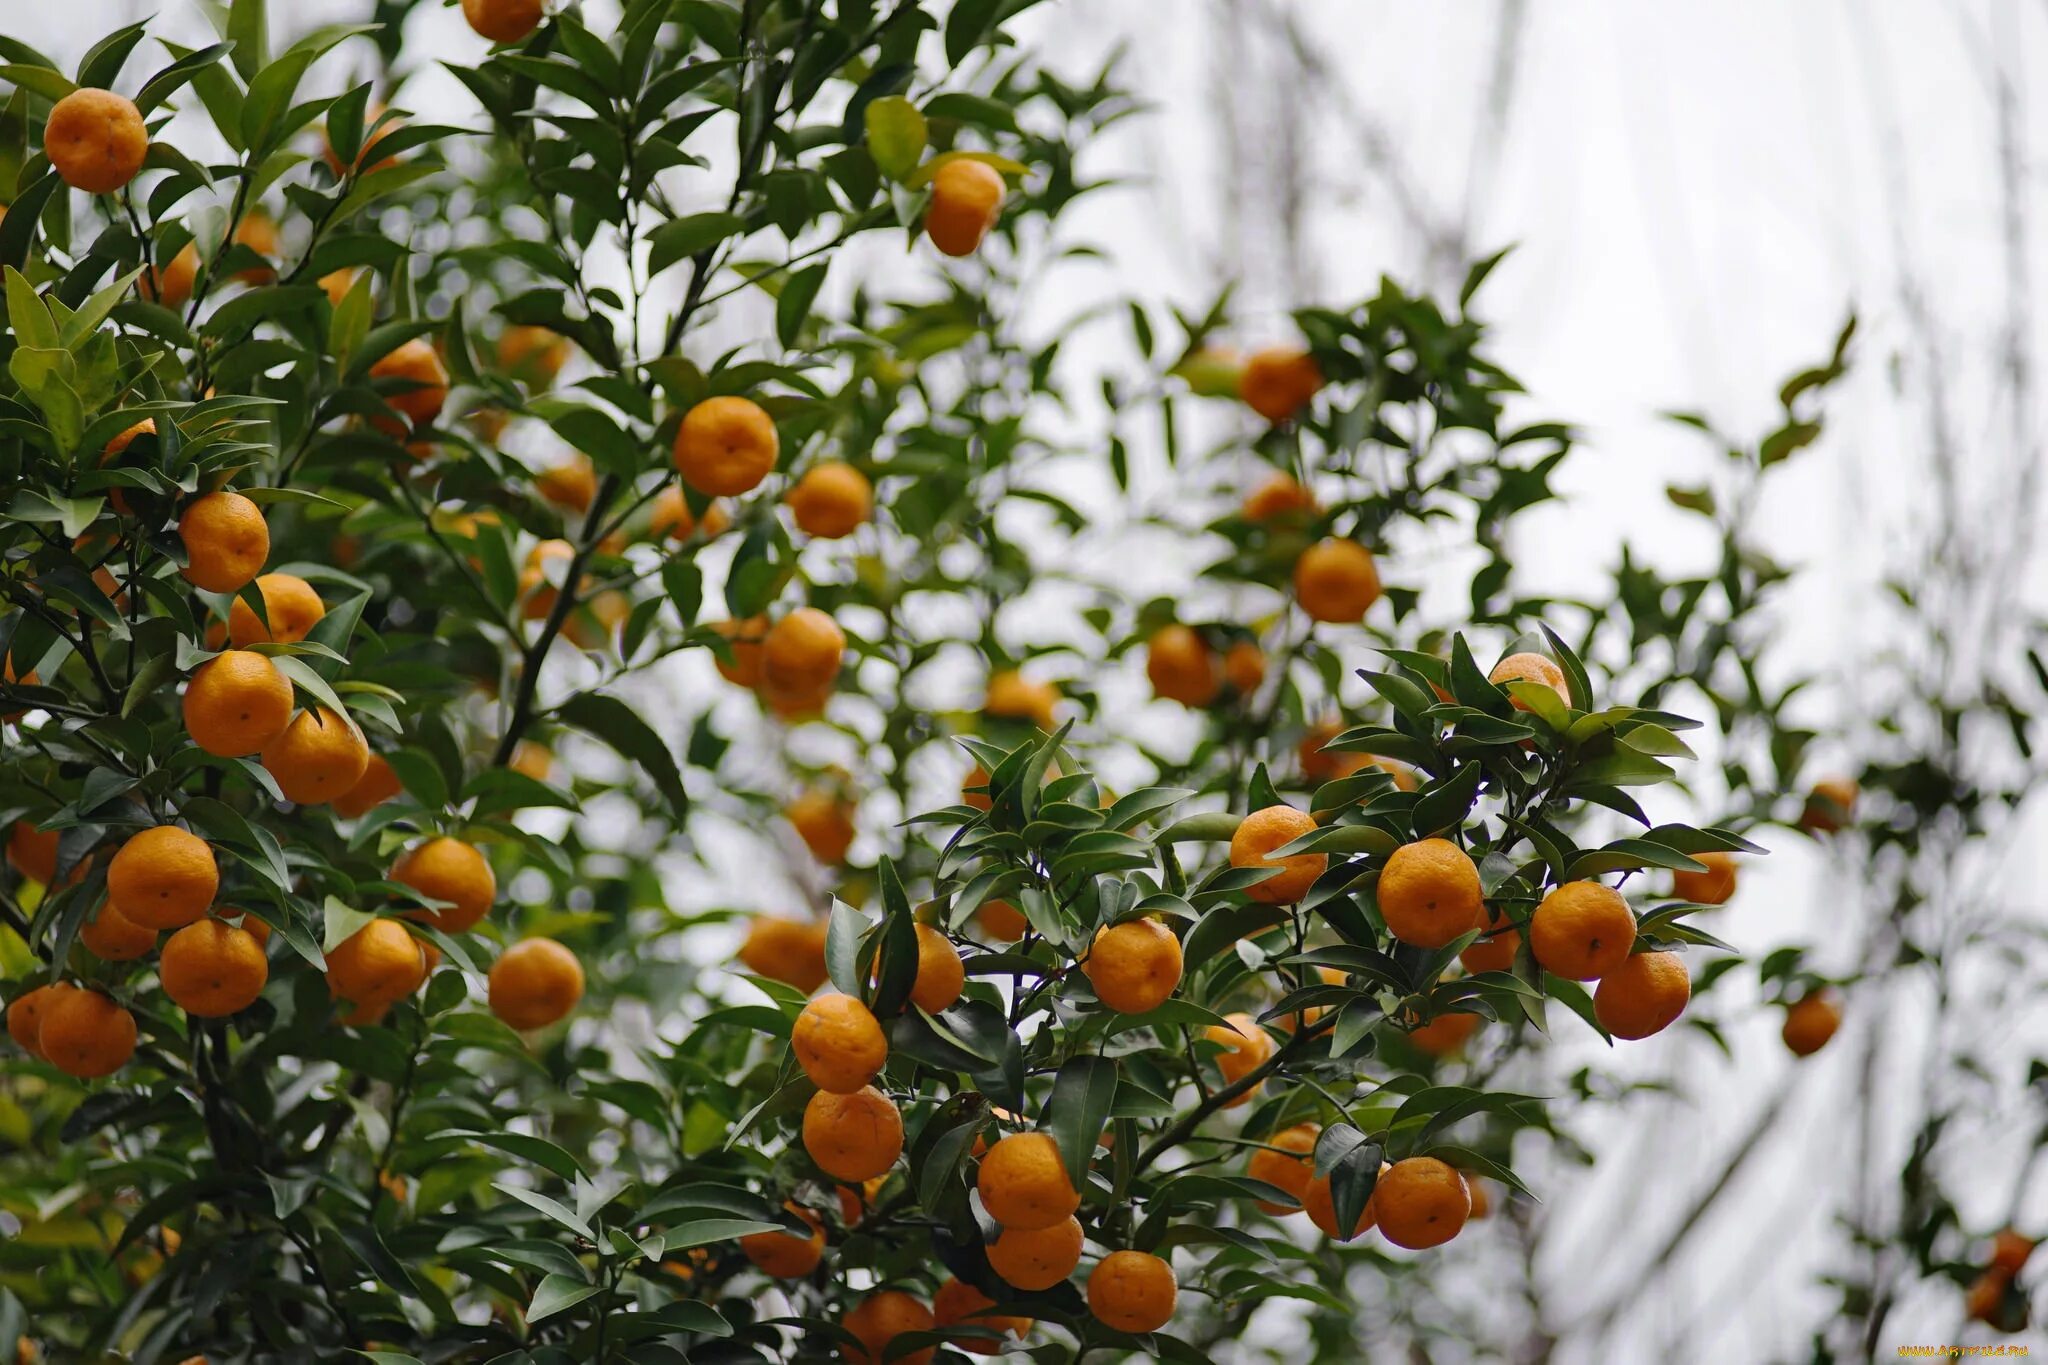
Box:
(12, 2, 2048, 1360)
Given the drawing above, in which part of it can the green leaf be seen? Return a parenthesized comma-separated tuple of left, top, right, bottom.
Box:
(526, 1272, 603, 1322)
(863, 95, 925, 181)
(775, 262, 826, 350)
(646, 212, 744, 279)
(558, 691, 686, 819)
(1042, 1055, 1117, 1191)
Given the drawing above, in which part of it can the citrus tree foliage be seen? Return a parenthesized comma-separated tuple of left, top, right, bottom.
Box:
(0, 3, 1879, 1363)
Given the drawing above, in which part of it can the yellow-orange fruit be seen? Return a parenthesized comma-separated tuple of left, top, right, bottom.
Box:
(326, 918, 426, 1008)
(367, 339, 448, 435)
(1459, 910, 1521, 975)
(786, 461, 873, 538)
(1782, 990, 1842, 1057)
(488, 938, 585, 1029)
(1408, 1011, 1482, 1057)
(977, 1131, 1079, 1230)
(7, 822, 59, 885)
(182, 650, 292, 757)
(1488, 652, 1571, 711)
(1223, 639, 1266, 694)
(227, 572, 325, 647)
(141, 243, 199, 308)
(178, 492, 270, 594)
(979, 899, 1028, 942)
(261, 706, 369, 805)
(1145, 624, 1218, 707)
(907, 923, 965, 1013)
(1228, 805, 1325, 905)
(802, 1085, 902, 1181)
(107, 826, 217, 931)
(933, 1277, 1029, 1355)
(1372, 1156, 1471, 1250)
(925, 158, 1006, 257)
(1528, 881, 1636, 981)
(391, 837, 496, 933)
(739, 1203, 824, 1279)
(1670, 851, 1738, 905)
(1242, 471, 1319, 524)
(1083, 918, 1182, 1014)
(763, 608, 845, 696)
(1376, 838, 1485, 948)
(1293, 538, 1380, 622)
(988, 1215, 1083, 1291)
(792, 993, 888, 1094)
(984, 670, 1058, 731)
(673, 395, 778, 496)
(536, 454, 597, 513)
(332, 753, 404, 819)
(1204, 1012, 1275, 1106)
(44, 89, 147, 194)
(1239, 346, 1322, 424)
(463, 0, 545, 43)
(1303, 1167, 1379, 1241)
(785, 787, 857, 865)
(1086, 1250, 1178, 1334)
(37, 988, 136, 1078)
(739, 915, 830, 993)
(7, 982, 74, 1058)
(78, 900, 156, 962)
(158, 918, 269, 1017)
(1247, 1123, 1319, 1213)
(1799, 777, 1859, 834)
(841, 1290, 935, 1365)
(1592, 950, 1690, 1040)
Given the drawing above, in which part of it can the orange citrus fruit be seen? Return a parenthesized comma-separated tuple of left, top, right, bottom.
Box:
(1593, 949, 1690, 1040)
(763, 608, 845, 696)
(367, 339, 448, 435)
(7, 982, 74, 1058)
(739, 1202, 824, 1278)
(1377, 838, 1484, 948)
(673, 395, 778, 495)
(1373, 1156, 1471, 1249)
(787, 461, 873, 538)
(1670, 851, 1737, 905)
(739, 915, 830, 993)
(1083, 917, 1182, 1014)
(906, 924, 965, 1013)
(227, 572, 325, 646)
(1228, 804, 1325, 905)
(261, 706, 369, 805)
(1303, 1166, 1379, 1241)
(463, 0, 545, 43)
(333, 752, 404, 819)
(44, 89, 148, 193)
(988, 1214, 1083, 1291)
(802, 1085, 902, 1181)
(1205, 1012, 1275, 1105)
(978, 1131, 1079, 1230)
(1528, 881, 1636, 981)
(37, 988, 136, 1078)
(182, 650, 292, 757)
(1223, 639, 1266, 694)
(159, 918, 269, 1017)
(489, 938, 585, 1029)
(1242, 471, 1319, 524)
(1293, 538, 1380, 622)
(107, 826, 217, 930)
(1145, 624, 1218, 707)
(177, 492, 270, 594)
(785, 787, 857, 864)
(1408, 1011, 1481, 1057)
(792, 993, 888, 1094)
(841, 1290, 934, 1365)
(925, 158, 1006, 257)
(1247, 1122, 1319, 1213)
(1782, 990, 1842, 1057)
(1086, 1249, 1178, 1334)
(1239, 346, 1322, 424)
(7, 822, 59, 885)
(391, 836, 496, 932)
(984, 670, 1058, 730)
(933, 1277, 1028, 1355)
(78, 899, 156, 962)
(536, 453, 598, 513)
(1488, 652, 1570, 710)
(326, 918, 427, 1008)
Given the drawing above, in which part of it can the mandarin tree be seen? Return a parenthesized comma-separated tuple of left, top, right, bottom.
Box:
(0, 3, 1898, 1363)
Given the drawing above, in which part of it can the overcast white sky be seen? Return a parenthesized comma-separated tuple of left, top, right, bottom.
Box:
(13, 1, 2048, 1359)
